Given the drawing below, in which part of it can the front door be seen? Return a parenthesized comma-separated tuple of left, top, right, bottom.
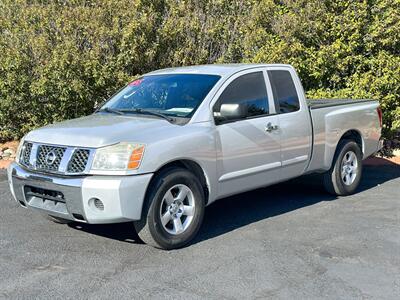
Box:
(212, 69, 282, 198)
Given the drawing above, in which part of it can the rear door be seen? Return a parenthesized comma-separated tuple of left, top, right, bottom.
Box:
(212, 68, 282, 198)
(266, 66, 312, 179)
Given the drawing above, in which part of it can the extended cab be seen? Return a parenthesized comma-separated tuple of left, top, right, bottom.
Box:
(8, 64, 382, 249)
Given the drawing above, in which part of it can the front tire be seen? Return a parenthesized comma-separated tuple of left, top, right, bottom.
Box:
(134, 167, 205, 250)
(323, 139, 363, 196)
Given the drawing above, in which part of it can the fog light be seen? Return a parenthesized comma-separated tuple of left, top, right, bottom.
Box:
(94, 198, 104, 210)
(89, 198, 104, 211)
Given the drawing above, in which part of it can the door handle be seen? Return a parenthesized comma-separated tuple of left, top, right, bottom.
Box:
(265, 122, 279, 132)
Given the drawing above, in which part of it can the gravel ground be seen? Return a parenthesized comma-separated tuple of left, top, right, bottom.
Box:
(0, 162, 399, 299)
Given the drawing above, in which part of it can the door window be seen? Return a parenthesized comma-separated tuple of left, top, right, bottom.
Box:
(267, 70, 300, 114)
(213, 72, 269, 124)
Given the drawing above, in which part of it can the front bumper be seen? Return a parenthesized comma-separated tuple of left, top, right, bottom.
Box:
(7, 162, 153, 224)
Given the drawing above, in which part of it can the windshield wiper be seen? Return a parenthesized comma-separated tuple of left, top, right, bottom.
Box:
(98, 107, 174, 122)
(122, 108, 174, 122)
(98, 107, 124, 115)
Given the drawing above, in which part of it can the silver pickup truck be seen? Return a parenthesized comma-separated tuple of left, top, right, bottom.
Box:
(8, 64, 382, 249)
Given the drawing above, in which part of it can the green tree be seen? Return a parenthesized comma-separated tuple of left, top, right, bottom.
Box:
(0, 0, 399, 144)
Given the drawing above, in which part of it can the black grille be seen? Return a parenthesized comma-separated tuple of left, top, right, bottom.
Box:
(24, 186, 65, 203)
(20, 142, 32, 166)
(67, 149, 90, 173)
(36, 145, 66, 172)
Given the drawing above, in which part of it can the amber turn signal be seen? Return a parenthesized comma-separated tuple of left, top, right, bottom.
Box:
(128, 145, 145, 169)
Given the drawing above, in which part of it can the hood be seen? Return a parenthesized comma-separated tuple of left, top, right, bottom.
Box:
(26, 113, 177, 148)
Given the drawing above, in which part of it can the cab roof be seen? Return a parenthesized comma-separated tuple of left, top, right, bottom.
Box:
(145, 63, 293, 78)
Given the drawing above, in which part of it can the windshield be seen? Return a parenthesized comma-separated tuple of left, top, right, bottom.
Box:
(101, 74, 221, 118)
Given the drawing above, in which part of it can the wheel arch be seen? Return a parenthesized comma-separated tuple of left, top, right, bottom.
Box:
(339, 129, 364, 155)
(327, 129, 364, 170)
(147, 159, 210, 205)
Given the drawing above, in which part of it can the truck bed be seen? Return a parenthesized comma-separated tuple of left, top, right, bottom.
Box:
(306, 98, 380, 173)
(307, 99, 375, 109)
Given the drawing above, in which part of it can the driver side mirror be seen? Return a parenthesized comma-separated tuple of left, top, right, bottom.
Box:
(219, 103, 247, 120)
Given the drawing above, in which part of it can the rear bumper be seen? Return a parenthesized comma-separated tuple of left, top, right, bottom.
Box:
(7, 162, 153, 224)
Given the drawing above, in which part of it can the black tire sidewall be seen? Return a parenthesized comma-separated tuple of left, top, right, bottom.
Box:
(145, 168, 205, 249)
(333, 141, 363, 195)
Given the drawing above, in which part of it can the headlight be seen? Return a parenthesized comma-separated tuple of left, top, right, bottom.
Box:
(15, 135, 27, 164)
(91, 143, 145, 171)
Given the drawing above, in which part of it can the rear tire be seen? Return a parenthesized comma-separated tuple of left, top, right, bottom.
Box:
(134, 167, 205, 250)
(323, 139, 363, 196)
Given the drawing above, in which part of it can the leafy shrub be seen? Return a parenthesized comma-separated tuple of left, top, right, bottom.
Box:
(0, 0, 399, 143)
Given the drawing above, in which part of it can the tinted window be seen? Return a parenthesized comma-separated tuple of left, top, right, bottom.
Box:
(102, 74, 220, 118)
(213, 72, 269, 124)
(268, 70, 300, 113)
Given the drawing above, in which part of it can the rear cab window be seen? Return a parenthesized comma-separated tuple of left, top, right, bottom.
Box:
(267, 70, 300, 114)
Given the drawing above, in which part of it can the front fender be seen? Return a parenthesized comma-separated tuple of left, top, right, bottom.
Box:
(138, 122, 219, 203)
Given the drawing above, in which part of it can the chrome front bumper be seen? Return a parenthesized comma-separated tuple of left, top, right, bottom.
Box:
(7, 163, 153, 224)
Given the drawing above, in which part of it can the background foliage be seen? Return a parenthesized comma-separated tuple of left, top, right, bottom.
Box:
(0, 0, 399, 143)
